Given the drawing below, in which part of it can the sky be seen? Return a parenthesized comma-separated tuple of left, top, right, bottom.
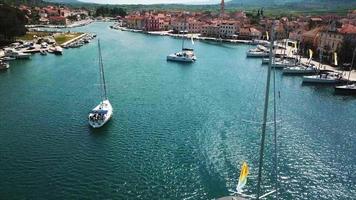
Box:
(79, 0, 223, 5)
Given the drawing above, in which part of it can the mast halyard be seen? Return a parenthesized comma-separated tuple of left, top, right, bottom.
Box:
(256, 21, 275, 200)
(182, 13, 186, 50)
(98, 39, 108, 101)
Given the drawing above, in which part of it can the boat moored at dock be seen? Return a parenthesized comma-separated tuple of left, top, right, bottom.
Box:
(303, 72, 345, 84)
(283, 63, 319, 75)
(335, 83, 356, 95)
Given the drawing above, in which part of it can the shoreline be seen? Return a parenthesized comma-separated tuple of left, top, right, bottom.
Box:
(112, 26, 356, 81)
(26, 19, 94, 29)
(113, 26, 255, 45)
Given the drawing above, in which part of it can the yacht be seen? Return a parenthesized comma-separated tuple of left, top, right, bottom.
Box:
(88, 40, 113, 128)
(283, 63, 319, 75)
(0, 61, 10, 70)
(303, 72, 345, 84)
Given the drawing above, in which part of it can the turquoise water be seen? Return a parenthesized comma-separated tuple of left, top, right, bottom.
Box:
(0, 22, 355, 199)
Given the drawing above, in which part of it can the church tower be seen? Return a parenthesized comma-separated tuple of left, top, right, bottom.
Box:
(220, 0, 225, 17)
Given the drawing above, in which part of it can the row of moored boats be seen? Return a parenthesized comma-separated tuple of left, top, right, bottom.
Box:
(246, 42, 356, 95)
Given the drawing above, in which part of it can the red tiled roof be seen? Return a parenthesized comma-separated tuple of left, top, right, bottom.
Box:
(339, 24, 356, 34)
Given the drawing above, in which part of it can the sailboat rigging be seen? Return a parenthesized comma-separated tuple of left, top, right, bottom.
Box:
(88, 39, 113, 128)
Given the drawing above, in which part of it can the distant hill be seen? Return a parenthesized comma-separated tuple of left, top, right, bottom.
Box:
(44, 0, 79, 3)
(0, 0, 45, 5)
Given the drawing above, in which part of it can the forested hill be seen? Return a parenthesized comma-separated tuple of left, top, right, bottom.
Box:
(0, 0, 45, 5)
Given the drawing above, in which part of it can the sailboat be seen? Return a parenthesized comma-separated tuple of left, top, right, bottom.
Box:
(218, 22, 279, 200)
(283, 49, 319, 75)
(88, 39, 113, 128)
(167, 15, 196, 63)
(335, 49, 356, 95)
(302, 50, 345, 84)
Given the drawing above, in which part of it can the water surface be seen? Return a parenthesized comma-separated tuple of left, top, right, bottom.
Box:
(0, 22, 355, 199)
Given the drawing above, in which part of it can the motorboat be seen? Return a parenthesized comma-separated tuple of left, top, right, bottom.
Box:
(303, 72, 345, 84)
(167, 48, 196, 62)
(88, 39, 113, 128)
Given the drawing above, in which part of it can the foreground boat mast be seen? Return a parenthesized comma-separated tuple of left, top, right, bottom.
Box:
(256, 22, 275, 199)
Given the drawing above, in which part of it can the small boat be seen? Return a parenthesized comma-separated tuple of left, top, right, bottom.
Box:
(88, 39, 113, 128)
(283, 63, 319, 75)
(0, 61, 10, 70)
(303, 72, 345, 84)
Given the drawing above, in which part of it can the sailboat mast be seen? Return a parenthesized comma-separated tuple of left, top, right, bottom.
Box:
(98, 39, 108, 100)
(182, 13, 186, 50)
(347, 49, 356, 85)
(256, 22, 275, 200)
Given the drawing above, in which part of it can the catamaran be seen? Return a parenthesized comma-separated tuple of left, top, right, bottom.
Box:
(88, 40, 113, 128)
(167, 15, 196, 63)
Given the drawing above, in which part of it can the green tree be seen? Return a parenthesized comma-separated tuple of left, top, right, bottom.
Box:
(0, 4, 27, 45)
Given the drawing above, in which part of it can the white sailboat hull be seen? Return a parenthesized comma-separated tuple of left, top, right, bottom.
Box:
(88, 100, 113, 128)
(246, 51, 268, 57)
(303, 75, 343, 84)
(283, 67, 318, 75)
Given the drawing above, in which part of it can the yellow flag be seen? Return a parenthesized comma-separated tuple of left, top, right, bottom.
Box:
(266, 31, 269, 41)
(236, 162, 249, 193)
(308, 49, 313, 60)
(334, 52, 338, 66)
